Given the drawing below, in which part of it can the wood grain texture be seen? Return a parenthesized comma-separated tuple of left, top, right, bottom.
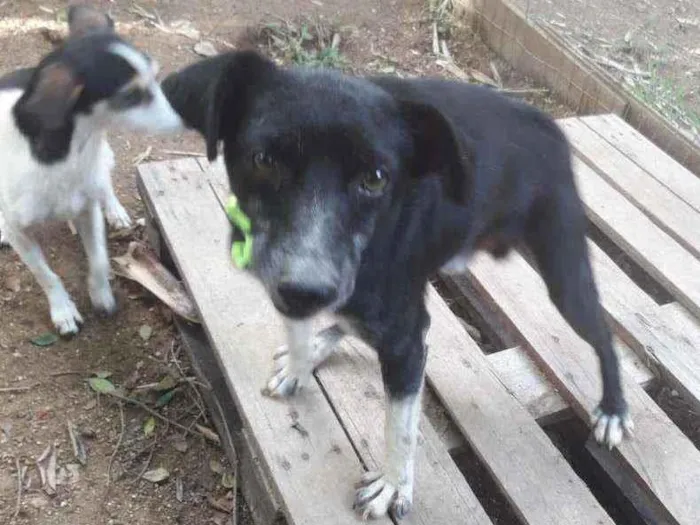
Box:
(424, 287, 614, 525)
(580, 114, 700, 213)
(560, 117, 700, 259)
(138, 158, 388, 525)
(487, 341, 655, 424)
(573, 156, 700, 320)
(588, 241, 700, 412)
(466, 250, 700, 525)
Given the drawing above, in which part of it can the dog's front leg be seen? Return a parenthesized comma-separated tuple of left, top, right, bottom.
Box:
(74, 201, 116, 314)
(97, 140, 131, 230)
(354, 345, 426, 520)
(2, 225, 83, 334)
(264, 321, 345, 397)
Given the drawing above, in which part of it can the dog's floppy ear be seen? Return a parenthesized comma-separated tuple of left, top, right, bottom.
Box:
(161, 51, 277, 161)
(21, 63, 83, 130)
(399, 101, 474, 202)
(67, 4, 114, 38)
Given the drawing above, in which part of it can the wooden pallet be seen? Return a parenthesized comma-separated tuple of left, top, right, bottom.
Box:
(137, 113, 700, 525)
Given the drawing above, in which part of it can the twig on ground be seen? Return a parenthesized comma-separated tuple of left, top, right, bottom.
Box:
(14, 457, 25, 518)
(591, 54, 651, 77)
(162, 149, 207, 157)
(108, 390, 213, 441)
(0, 384, 38, 394)
(107, 402, 126, 484)
(49, 370, 82, 377)
(170, 342, 208, 423)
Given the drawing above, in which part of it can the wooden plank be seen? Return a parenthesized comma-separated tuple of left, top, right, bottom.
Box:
(580, 114, 700, 211)
(573, 156, 700, 320)
(559, 117, 700, 259)
(487, 341, 656, 424)
(424, 287, 615, 525)
(176, 320, 284, 525)
(660, 302, 700, 329)
(138, 158, 389, 525)
(315, 336, 492, 525)
(588, 241, 700, 412)
(466, 250, 700, 525)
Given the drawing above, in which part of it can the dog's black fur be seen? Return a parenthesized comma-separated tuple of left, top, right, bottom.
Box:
(161, 51, 629, 518)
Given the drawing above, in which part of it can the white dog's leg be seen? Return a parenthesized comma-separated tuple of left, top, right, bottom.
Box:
(97, 140, 131, 230)
(264, 322, 344, 397)
(3, 226, 83, 334)
(74, 201, 116, 314)
(0, 210, 8, 247)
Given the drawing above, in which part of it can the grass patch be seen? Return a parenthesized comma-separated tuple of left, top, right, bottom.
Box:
(253, 17, 349, 69)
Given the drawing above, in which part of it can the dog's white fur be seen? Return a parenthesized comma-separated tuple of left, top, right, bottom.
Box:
(0, 46, 182, 335)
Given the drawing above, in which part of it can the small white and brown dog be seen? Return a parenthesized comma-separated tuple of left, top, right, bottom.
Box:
(0, 5, 183, 334)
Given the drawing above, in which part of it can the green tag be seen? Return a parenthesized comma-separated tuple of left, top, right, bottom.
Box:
(224, 195, 253, 269)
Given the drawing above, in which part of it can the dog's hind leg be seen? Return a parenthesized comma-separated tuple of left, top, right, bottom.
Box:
(263, 321, 345, 398)
(525, 192, 633, 449)
(3, 225, 83, 334)
(74, 201, 116, 314)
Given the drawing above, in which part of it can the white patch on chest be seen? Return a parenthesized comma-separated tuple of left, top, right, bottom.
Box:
(0, 89, 114, 228)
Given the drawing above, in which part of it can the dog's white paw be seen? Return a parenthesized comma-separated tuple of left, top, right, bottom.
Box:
(105, 201, 132, 230)
(89, 282, 116, 315)
(0, 230, 8, 247)
(353, 471, 412, 520)
(262, 347, 312, 398)
(49, 293, 84, 335)
(591, 406, 634, 449)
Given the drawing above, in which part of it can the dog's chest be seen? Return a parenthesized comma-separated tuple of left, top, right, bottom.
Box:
(0, 90, 112, 226)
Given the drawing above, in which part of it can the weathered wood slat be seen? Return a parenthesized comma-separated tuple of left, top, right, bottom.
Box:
(573, 156, 700, 320)
(138, 159, 389, 525)
(424, 287, 615, 525)
(316, 336, 492, 525)
(559, 117, 700, 259)
(588, 241, 700, 412)
(487, 341, 656, 424)
(579, 114, 700, 213)
(466, 250, 700, 525)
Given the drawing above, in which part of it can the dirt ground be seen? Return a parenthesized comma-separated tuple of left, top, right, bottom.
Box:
(512, 0, 700, 146)
(0, 1, 697, 525)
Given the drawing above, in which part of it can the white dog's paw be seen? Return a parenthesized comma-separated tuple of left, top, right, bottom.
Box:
(262, 347, 312, 398)
(89, 282, 116, 315)
(591, 406, 634, 450)
(105, 200, 132, 230)
(353, 471, 412, 520)
(0, 229, 8, 247)
(49, 293, 84, 335)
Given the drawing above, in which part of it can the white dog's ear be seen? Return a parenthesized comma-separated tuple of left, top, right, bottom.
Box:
(21, 63, 83, 130)
(67, 4, 114, 38)
(399, 100, 474, 202)
(161, 51, 277, 161)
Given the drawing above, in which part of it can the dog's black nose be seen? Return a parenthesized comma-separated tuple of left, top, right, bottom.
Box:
(277, 281, 337, 318)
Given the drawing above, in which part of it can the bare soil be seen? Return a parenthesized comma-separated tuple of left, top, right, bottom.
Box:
(0, 1, 697, 525)
(512, 0, 700, 145)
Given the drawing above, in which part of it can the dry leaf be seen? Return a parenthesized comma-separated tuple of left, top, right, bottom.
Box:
(67, 420, 87, 465)
(207, 494, 233, 513)
(169, 20, 200, 40)
(175, 477, 184, 502)
(142, 467, 170, 483)
(4, 275, 20, 293)
(172, 437, 189, 453)
(209, 458, 224, 475)
(36, 443, 57, 495)
(143, 416, 156, 438)
(195, 424, 221, 444)
(112, 242, 200, 323)
(194, 40, 218, 57)
(139, 324, 153, 341)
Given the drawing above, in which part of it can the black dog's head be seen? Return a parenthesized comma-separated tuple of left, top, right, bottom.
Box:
(162, 51, 468, 319)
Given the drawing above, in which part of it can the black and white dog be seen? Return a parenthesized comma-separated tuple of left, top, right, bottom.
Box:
(0, 5, 182, 334)
(162, 51, 633, 519)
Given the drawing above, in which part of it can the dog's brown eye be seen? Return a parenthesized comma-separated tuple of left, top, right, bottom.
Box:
(360, 169, 389, 195)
